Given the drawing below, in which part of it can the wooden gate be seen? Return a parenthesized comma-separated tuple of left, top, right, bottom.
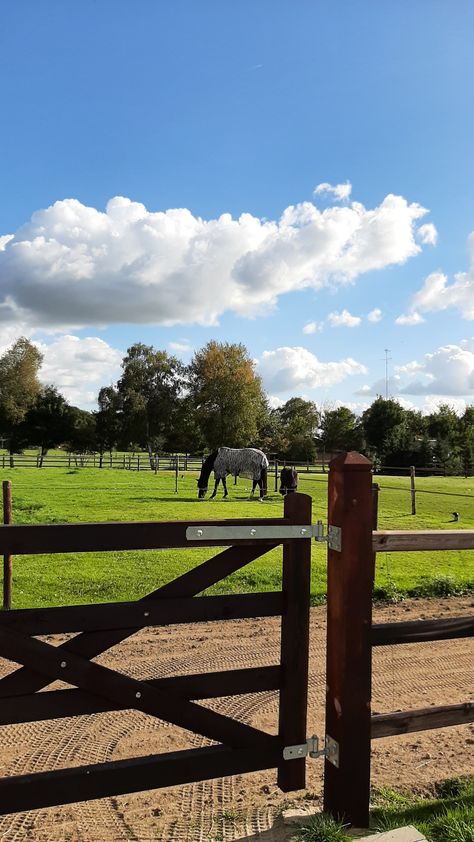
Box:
(0, 492, 312, 815)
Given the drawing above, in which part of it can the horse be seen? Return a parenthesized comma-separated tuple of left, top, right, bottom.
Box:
(197, 447, 269, 499)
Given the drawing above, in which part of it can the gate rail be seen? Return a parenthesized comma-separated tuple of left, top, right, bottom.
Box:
(0, 493, 312, 815)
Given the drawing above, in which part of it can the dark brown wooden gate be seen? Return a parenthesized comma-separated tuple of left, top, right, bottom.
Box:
(0, 492, 312, 815)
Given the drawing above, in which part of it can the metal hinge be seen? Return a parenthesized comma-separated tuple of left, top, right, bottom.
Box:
(186, 521, 341, 551)
(283, 735, 339, 767)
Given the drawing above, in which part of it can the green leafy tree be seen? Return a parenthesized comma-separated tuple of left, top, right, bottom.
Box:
(361, 397, 405, 458)
(427, 403, 459, 441)
(12, 386, 74, 465)
(276, 397, 319, 461)
(317, 406, 363, 457)
(65, 408, 97, 464)
(95, 385, 123, 466)
(117, 344, 184, 465)
(0, 338, 43, 442)
(189, 341, 266, 450)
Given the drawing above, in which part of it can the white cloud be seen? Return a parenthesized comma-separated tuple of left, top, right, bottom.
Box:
(267, 395, 284, 409)
(0, 191, 432, 330)
(416, 223, 438, 245)
(314, 181, 352, 202)
(169, 340, 193, 353)
(36, 335, 123, 408)
(367, 308, 382, 322)
(357, 339, 474, 403)
(409, 233, 474, 320)
(328, 309, 361, 328)
(399, 340, 474, 396)
(395, 311, 425, 326)
(303, 321, 318, 334)
(257, 346, 367, 393)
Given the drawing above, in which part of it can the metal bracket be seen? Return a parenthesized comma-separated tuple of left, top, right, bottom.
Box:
(282, 735, 339, 766)
(186, 521, 339, 545)
(328, 525, 342, 552)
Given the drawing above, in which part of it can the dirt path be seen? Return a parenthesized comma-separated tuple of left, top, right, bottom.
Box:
(0, 595, 472, 841)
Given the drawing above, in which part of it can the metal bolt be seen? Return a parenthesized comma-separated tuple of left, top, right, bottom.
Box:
(60, 661, 67, 668)
(135, 691, 141, 699)
(300, 528, 308, 536)
(197, 529, 203, 537)
(250, 528, 257, 536)
(144, 611, 150, 617)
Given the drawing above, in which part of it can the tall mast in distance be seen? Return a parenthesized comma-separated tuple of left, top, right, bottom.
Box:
(384, 348, 392, 399)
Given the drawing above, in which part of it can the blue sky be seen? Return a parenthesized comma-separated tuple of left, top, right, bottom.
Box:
(1, 1, 474, 412)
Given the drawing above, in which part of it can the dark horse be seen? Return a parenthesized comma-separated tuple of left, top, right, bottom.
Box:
(197, 447, 269, 499)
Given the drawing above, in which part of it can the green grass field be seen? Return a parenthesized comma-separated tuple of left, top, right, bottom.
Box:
(0, 467, 473, 608)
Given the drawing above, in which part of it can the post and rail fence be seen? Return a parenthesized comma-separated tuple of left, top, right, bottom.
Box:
(0, 456, 472, 826)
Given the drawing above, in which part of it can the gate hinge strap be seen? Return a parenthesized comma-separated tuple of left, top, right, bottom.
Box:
(186, 522, 341, 550)
(282, 735, 339, 767)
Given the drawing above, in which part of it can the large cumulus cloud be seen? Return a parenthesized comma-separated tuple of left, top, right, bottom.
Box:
(0, 191, 432, 329)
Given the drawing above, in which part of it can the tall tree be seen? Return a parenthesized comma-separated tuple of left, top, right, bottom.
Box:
(95, 385, 123, 466)
(0, 338, 43, 441)
(361, 397, 405, 458)
(12, 386, 74, 465)
(189, 341, 266, 450)
(276, 397, 319, 461)
(317, 406, 363, 456)
(117, 344, 184, 465)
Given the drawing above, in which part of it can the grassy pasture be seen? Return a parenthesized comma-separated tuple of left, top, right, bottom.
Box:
(0, 467, 472, 608)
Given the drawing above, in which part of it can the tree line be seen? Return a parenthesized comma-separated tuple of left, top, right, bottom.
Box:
(0, 337, 473, 474)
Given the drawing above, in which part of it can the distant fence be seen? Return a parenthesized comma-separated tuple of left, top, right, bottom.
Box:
(0, 452, 336, 474)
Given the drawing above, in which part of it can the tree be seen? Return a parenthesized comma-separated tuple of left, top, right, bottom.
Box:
(276, 397, 319, 461)
(0, 338, 43, 441)
(317, 406, 363, 457)
(95, 385, 123, 466)
(361, 397, 405, 458)
(188, 342, 266, 450)
(427, 404, 459, 442)
(12, 386, 74, 465)
(117, 344, 184, 465)
(65, 408, 97, 465)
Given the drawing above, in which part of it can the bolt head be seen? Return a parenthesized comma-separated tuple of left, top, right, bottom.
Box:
(60, 661, 67, 668)
(250, 528, 257, 536)
(136, 691, 141, 699)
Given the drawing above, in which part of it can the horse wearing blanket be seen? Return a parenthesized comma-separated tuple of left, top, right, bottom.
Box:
(197, 447, 269, 499)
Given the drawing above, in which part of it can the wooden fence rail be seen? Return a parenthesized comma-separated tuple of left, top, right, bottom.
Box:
(324, 452, 474, 827)
(0, 493, 312, 816)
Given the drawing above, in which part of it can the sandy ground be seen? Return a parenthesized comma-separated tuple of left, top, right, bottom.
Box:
(0, 595, 472, 842)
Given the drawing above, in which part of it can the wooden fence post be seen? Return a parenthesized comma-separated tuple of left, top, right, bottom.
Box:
(274, 459, 278, 492)
(277, 492, 312, 792)
(410, 466, 416, 515)
(2, 481, 12, 610)
(323, 452, 374, 827)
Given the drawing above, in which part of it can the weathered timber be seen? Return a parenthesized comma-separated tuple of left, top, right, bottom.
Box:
(2, 481, 12, 611)
(372, 702, 474, 738)
(0, 542, 275, 697)
(372, 615, 474, 646)
(0, 625, 274, 749)
(277, 492, 312, 792)
(0, 740, 283, 815)
(373, 529, 474, 552)
(323, 452, 374, 828)
(0, 517, 289, 555)
(0, 666, 282, 725)
(0, 592, 283, 635)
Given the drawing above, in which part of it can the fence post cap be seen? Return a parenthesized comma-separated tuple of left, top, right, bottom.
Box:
(329, 451, 372, 472)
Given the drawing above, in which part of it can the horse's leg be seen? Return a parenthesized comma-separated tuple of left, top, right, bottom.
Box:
(210, 477, 219, 499)
(250, 480, 257, 498)
(222, 476, 228, 498)
(259, 467, 268, 499)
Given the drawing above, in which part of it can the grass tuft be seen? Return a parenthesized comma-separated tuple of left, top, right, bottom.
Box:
(293, 813, 351, 841)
